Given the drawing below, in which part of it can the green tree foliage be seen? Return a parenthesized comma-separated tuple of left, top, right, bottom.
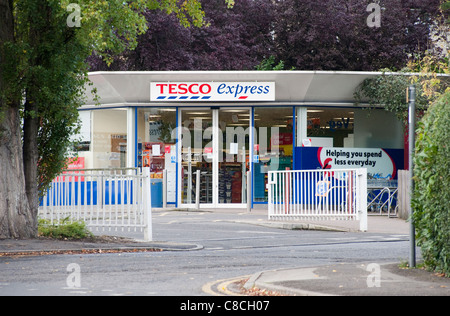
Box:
(442, 1, 450, 21)
(0, 0, 216, 238)
(255, 56, 287, 71)
(412, 92, 450, 276)
(354, 57, 449, 125)
(354, 69, 430, 124)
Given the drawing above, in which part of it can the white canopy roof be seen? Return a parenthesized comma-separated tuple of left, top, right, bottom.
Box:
(82, 70, 408, 108)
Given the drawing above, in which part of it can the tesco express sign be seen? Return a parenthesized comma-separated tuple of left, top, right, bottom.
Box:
(150, 82, 275, 102)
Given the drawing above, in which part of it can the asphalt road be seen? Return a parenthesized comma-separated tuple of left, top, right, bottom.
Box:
(0, 210, 412, 296)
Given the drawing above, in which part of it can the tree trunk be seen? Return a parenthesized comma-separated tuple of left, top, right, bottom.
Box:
(0, 108, 37, 239)
(21, 1, 49, 236)
(0, 0, 37, 239)
(22, 98, 40, 227)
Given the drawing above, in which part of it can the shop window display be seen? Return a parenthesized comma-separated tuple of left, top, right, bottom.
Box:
(253, 107, 294, 202)
(306, 107, 354, 148)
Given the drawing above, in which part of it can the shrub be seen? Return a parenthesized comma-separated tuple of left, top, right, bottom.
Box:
(412, 92, 450, 276)
(38, 218, 93, 240)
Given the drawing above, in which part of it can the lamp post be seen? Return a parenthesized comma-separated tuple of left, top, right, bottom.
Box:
(408, 85, 416, 268)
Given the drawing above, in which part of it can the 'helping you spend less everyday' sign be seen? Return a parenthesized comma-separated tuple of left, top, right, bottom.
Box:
(295, 147, 404, 180)
(318, 148, 397, 179)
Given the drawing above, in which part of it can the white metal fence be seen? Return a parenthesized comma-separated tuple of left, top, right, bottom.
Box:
(38, 168, 152, 241)
(267, 169, 368, 231)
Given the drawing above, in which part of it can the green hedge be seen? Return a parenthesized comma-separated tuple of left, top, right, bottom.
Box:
(38, 218, 93, 240)
(412, 92, 450, 276)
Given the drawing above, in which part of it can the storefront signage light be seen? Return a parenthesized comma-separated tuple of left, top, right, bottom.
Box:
(150, 82, 275, 102)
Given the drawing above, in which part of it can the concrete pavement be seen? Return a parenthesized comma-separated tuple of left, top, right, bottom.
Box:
(0, 236, 203, 256)
(230, 208, 448, 296)
(242, 262, 450, 296)
(1, 208, 448, 296)
(169, 205, 412, 234)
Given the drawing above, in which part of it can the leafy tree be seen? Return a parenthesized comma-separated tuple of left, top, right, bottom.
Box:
(354, 69, 430, 124)
(255, 56, 287, 71)
(88, 9, 195, 71)
(89, 0, 275, 71)
(90, 0, 442, 72)
(410, 0, 450, 276)
(412, 92, 450, 276)
(189, 0, 274, 70)
(0, 0, 219, 239)
(272, 0, 441, 71)
(442, 0, 450, 19)
(354, 0, 450, 124)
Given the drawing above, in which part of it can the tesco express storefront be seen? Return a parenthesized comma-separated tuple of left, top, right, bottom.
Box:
(74, 71, 405, 208)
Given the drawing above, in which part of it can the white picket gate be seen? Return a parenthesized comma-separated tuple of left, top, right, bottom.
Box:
(38, 168, 152, 241)
(267, 168, 367, 231)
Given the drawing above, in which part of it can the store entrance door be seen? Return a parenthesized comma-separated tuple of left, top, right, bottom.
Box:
(179, 108, 251, 208)
(218, 108, 250, 206)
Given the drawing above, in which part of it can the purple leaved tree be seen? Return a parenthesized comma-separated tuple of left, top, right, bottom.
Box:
(272, 0, 441, 71)
(89, 0, 275, 71)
